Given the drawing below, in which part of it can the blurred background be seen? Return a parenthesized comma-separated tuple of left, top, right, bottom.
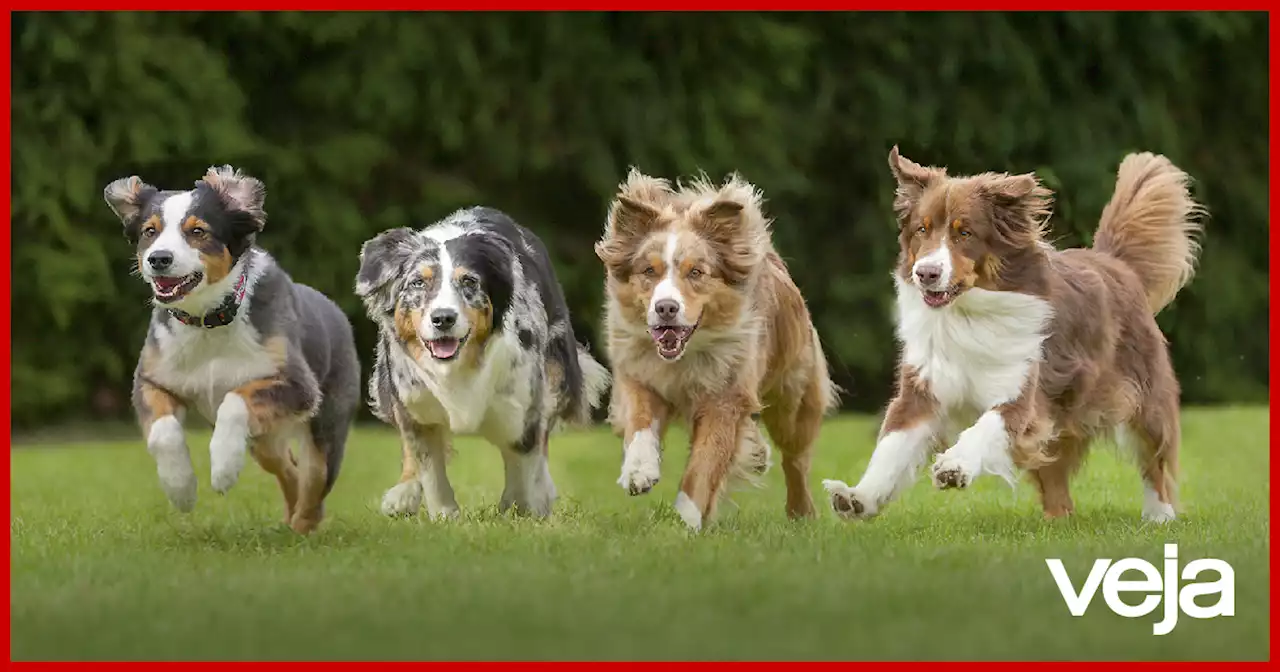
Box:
(10, 11, 1269, 433)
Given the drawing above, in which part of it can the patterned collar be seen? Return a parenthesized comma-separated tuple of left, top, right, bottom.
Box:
(167, 262, 251, 329)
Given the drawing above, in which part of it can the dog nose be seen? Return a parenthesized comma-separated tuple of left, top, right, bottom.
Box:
(147, 251, 174, 271)
(654, 299, 680, 322)
(430, 308, 458, 331)
(915, 263, 943, 286)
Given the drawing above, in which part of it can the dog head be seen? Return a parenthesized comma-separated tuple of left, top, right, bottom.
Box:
(596, 168, 770, 361)
(356, 223, 512, 367)
(103, 166, 266, 311)
(888, 146, 1052, 308)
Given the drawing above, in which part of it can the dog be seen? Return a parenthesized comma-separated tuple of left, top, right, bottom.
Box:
(595, 169, 839, 531)
(822, 147, 1204, 523)
(355, 207, 610, 519)
(103, 166, 360, 534)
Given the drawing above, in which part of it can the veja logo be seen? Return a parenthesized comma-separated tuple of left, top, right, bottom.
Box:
(1046, 543, 1234, 635)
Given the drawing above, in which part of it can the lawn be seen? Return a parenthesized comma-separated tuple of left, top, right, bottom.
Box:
(9, 406, 1270, 661)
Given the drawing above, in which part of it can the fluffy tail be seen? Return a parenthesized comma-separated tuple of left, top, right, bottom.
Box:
(1092, 152, 1206, 313)
(565, 344, 611, 426)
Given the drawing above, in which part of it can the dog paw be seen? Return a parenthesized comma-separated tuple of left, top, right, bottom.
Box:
(431, 506, 461, 521)
(290, 504, 324, 535)
(673, 491, 703, 531)
(147, 416, 197, 512)
(499, 489, 556, 519)
(822, 479, 876, 520)
(618, 463, 660, 496)
(931, 453, 973, 490)
(1142, 489, 1177, 524)
(618, 430, 662, 496)
(381, 481, 423, 517)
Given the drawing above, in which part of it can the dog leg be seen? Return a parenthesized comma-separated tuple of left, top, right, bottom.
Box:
(398, 423, 458, 520)
(676, 392, 753, 531)
(251, 428, 300, 525)
(930, 411, 1017, 489)
(1029, 436, 1083, 519)
(1117, 410, 1180, 524)
(135, 380, 197, 512)
(763, 375, 829, 520)
(932, 369, 1047, 491)
(211, 371, 319, 495)
(615, 378, 670, 496)
(381, 425, 423, 517)
(500, 425, 556, 518)
(823, 379, 937, 520)
(209, 392, 252, 494)
(288, 426, 328, 534)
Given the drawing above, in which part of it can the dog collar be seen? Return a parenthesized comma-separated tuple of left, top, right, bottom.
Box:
(167, 264, 251, 329)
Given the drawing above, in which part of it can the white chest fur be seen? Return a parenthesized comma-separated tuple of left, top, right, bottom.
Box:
(394, 332, 535, 446)
(149, 316, 280, 422)
(894, 277, 1053, 413)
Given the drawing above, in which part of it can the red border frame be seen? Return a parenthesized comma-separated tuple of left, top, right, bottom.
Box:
(2, 6, 1274, 665)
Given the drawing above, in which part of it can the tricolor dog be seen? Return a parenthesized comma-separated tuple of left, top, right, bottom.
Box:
(356, 207, 609, 519)
(104, 166, 360, 534)
(822, 147, 1204, 523)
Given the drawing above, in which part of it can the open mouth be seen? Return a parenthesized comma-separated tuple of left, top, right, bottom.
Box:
(423, 333, 470, 361)
(151, 273, 203, 303)
(649, 324, 697, 361)
(921, 287, 960, 308)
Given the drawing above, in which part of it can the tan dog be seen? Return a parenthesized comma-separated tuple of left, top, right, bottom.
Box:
(595, 169, 838, 530)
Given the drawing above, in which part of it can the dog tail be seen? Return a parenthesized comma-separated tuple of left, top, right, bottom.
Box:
(564, 344, 612, 426)
(1092, 152, 1206, 314)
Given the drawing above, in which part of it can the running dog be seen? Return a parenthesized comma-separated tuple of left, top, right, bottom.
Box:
(822, 147, 1204, 523)
(356, 207, 610, 519)
(596, 169, 839, 531)
(105, 166, 360, 534)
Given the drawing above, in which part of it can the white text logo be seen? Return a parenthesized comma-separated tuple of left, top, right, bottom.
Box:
(1045, 543, 1234, 635)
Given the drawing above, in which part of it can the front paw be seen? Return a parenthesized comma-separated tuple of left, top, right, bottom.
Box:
(381, 481, 423, 517)
(822, 479, 877, 520)
(147, 417, 197, 512)
(209, 425, 249, 494)
(930, 452, 974, 489)
(209, 395, 251, 494)
(617, 431, 661, 495)
(618, 461, 660, 496)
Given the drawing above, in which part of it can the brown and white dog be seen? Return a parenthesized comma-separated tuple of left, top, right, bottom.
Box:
(596, 169, 838, 531)
(822, 147, 1204, 523)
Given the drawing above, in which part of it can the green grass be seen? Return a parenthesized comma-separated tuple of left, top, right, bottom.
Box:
(10, 407, 1270, 661)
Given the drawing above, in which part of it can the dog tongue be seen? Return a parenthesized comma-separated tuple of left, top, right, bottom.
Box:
(429, 338, 460, 359)
(651, 327, 683, 349)
(154, 277, 183, 291)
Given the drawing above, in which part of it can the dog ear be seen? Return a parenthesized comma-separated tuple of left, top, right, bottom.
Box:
(596, 194, 663, 274)
(355, 228, 425, 318)
(888, 146, 944, 220)
(200, 165, 267, 230)
(691, 175, 769, 286)
(104, 176, 157, 239)
(980, 172, 1054, 245)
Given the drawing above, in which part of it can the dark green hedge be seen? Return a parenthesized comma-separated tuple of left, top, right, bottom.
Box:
(11, 11, 1268, 428)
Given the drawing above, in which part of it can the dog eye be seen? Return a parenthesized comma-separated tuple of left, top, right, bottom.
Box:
(688, 268, 703, 279)
(408, 277, 426, 289)
(188, 227, 207, 237)
(958, 229, 972, 238)
(642, 266, 657, 277)
(460, 276, 479, 290)
(916, 225, 927, 234)
(142, 227, 157, 238)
